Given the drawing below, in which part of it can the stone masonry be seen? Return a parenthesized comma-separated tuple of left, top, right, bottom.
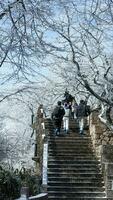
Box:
(89, 111, 113, 199)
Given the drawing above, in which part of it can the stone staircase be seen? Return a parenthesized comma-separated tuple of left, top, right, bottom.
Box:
(47, 119, 107, 200)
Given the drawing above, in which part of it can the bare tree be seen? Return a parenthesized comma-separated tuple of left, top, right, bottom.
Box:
(0, 0, 53, 84)
(1, 0, 113, 169)
(32, 0, 113, 130)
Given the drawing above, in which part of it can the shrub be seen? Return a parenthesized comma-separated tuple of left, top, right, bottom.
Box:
(0, 166, 21, 200)
(0, 166, 41, 199)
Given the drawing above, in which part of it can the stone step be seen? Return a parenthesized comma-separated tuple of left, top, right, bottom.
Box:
(48, 176, 104, 182)
(48, 172, 102, 178)
(48, 186, 105, 192)
(48, 150, 95, 154)
(48, 181, 104, 187)
(48, 153, 97, 157)
(49, 141, 91, 144)
(49, 136, 90, 139)
(49, 138, 91, 141)
(49, 143, 93, 148)
(49, 146, 93, 150)
(49, 138, 91, 142)
(48, 167, 101, 172)
(48, 156, 99, 160)
(48, 191, 106, 197)
(48, 163, 101, 167)
(48, 164, 101, 169)
(48, 160, 101, 168)
(49, 144, 92, 149)
(48, 197, 107, 200)
(49, 144, 93, 148)
(49, 136, 91, 140)
(48, 160, 100, 164)
(48, 153, 96, 157)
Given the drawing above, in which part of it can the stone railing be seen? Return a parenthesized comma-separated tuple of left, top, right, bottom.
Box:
(89, 111, 113, 198)
(28, 106, 50, 199)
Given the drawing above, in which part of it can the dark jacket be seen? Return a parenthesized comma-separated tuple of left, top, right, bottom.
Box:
(85, 105, 91, 116)
(52, 105, 65, 120)
(76, 102, 86, 117)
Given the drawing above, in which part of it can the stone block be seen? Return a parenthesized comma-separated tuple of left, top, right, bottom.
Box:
(100, 135, 104, 140)
(95, 134, 100, 140)
(104, 136, 110, 143)
(102, 140, 107, 145)
(90, 113, 99, 124)
(102, 145, 113, 162)
(95, 145, 102, 157)
(107, 189, 113, 198)
(110, 138, 113, 144)
(107, 180, 112, 190)
(107, 164, 113, 176)
(95, 126, 103, 134)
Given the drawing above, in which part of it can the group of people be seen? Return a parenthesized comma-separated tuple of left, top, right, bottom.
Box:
(51, 90, 91, 136)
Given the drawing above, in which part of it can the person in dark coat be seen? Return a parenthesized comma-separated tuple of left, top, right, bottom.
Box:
(64, 89, 74, 104)
(51, 101, 65, 136)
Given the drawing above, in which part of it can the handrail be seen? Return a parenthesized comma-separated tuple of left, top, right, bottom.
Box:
(28, 193, 48, 200)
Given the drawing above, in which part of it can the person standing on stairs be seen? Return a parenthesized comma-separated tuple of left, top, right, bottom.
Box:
(63, 103, 70, 134)
(84, 100, 91, 128)
(63, 89, 74, 104)
(71, 98, 78, 119)
(76, 100, 87, 135)
(51, 101, 65, 136)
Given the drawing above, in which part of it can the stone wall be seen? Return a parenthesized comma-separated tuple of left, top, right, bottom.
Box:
(102, 145, 113, 198)
(89, 111, 113, 156)
(89, 111, 113, 198)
